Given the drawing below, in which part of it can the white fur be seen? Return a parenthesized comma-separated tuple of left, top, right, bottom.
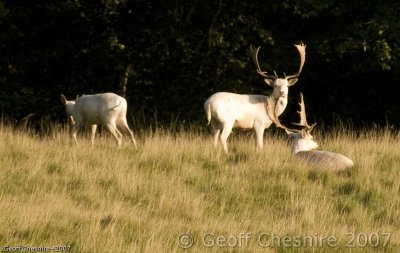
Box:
(288, 132, 354, 170)
(204, 78, 294, 153)
(204, 43, 305, 153)
(267, 92, 353, 170)
(61, 93, 137, 147)
(287, 131, 319, 154)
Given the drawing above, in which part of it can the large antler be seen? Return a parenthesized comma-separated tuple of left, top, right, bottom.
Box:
(285, 42, 306, 80)
(292, 93, 316, 130)
(249, 45, 278, 80)
(267, 93, 315, 133)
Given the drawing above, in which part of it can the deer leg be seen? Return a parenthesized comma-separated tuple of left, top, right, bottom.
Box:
(254, 125, 265, 150)
(118, 120, 137, 148)
(90, 124, 97, 145)
(71, 122, 80, 146)
(210, 120, 221, 147)
(220, 123, 233, 153)
(106, 123, 122, 147)
(213, 129, 221, 147)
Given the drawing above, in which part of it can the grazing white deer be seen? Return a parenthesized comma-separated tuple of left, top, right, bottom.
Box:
(267, 93, 354, 170)
(204, 43, 306, 153)
(60, 93, 137, 148)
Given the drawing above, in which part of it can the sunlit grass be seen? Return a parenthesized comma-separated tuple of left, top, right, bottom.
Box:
(0, 123, 399, 252)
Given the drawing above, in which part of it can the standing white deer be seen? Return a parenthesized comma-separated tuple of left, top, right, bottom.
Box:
(60, 92, 137, 148)
(204, 43, 306, 153)
(267, 93, 354, 170)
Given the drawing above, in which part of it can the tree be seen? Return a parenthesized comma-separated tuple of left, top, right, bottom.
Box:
(0, 0, 399, 128)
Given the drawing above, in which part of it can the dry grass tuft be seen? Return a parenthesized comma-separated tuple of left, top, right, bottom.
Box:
(0, 123, 399, 252)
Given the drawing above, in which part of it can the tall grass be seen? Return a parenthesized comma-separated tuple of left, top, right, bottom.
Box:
(0, 122, 399, 252)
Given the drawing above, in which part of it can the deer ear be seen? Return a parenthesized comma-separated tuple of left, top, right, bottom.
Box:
(61, 94, 67, 105)
(287, 78, 298, 86)
(264, 78, 275, 87)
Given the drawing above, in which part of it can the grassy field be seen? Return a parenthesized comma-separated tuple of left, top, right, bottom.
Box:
(0, 122, 399, 252)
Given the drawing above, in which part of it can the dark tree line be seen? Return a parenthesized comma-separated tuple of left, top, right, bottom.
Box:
(0, 0, 399, 129)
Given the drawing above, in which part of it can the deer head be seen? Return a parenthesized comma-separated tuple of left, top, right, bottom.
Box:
(267, 93, 318, 153)
(250, 43, 306, 99)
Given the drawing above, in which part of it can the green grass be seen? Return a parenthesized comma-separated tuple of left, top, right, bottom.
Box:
(0, 123, 399, 252)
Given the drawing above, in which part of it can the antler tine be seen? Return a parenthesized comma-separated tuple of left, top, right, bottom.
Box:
(268, 92, 316, 133)
(297, 93, 309, 127)
(292, 93, 316, 130)
(249, 45, 278, 80)
(286, 42, 306, 80)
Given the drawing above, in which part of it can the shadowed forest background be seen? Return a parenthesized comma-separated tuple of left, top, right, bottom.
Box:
(0, 0, 399, 130)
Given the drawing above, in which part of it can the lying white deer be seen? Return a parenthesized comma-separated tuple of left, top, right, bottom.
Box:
(204, 43, 306, 153)
(61, 93, 137, 148)
(267, 93, 354, 170)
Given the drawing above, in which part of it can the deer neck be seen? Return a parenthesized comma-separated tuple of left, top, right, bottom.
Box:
(274, 96, 288, 117)
(291, 141, 302, 155)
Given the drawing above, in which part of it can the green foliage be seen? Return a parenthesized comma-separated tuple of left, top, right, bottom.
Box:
(0, 0, 399, 127)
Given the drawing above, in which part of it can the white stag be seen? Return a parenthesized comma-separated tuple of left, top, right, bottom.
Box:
(204, 43, 306, 153)
(60, 92, 137, 148)
(267, 93, 354, 170)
